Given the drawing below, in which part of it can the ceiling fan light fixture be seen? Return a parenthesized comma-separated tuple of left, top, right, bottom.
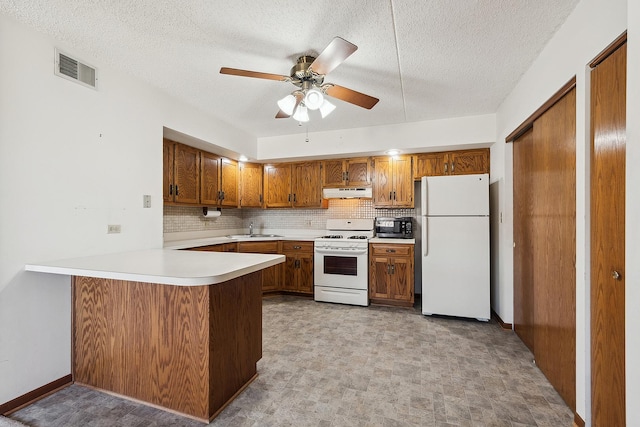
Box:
(277, 94, 297, 116)
(319, 99, 336, 118)
(292, 104, 309, 122)
(304, 88, 324, 110)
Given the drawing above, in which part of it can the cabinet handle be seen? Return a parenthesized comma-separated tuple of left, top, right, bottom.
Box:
(259, 194, 263, 203)
(296, 259, 301, 268)
(389, 191, 393, 200)
(293, 193, 297, 202)
(169, 184, 173, 195)
(444, 163, 448, 173)
(288, 194, 291, 202)
(393, 191, 396, 200)
(293, 245, 302, 249)
(387, 264, 391, 274)
(345, 171, 349, 181)
(175, 185, 179, 195)
(391, 264, 395, 274)
(386, 249, 396, 253)
(221, 191, 225, 200)
(451, 162, 455, 172)
(612, 270, 621, 280)
(342, 171, 346, 181)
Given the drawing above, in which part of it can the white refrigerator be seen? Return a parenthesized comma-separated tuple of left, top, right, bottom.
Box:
(421, 173, 490, 321)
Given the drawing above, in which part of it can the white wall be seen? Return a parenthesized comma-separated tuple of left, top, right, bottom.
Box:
(0, 15, 255, 404)
(492, 0, 629, 423)
(626, 1, 639, 423)
(257, 114, 496, 160)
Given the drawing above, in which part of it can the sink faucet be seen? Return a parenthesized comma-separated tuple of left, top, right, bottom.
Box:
(249, 221, 253, 235)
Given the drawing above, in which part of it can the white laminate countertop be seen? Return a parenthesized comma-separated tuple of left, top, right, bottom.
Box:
(368, 237, 416, 244)
(164, 234, 322, 250)
(24, 249, 285, 286)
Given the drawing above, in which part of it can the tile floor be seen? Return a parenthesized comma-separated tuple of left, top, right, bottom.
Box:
(9, 296, 573, 426)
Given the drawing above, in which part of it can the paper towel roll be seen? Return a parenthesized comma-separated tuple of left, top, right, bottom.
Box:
(203, 208, 221, 218)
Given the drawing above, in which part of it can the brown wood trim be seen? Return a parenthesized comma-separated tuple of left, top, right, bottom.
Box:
(589, 31, 627, 68)
(0, 374, 72, 415)
(573, 412, 585, 427)
(491, 309, 512, 329)
(208, 372, 258, 422)
(370, 298, 415, 308)
(505, 76, 577, 143)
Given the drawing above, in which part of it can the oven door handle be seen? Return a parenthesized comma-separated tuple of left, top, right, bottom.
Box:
(314, 248, 368, 255)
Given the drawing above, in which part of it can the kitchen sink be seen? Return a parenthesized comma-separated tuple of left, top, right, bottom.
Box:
(227, 234, 283, 239)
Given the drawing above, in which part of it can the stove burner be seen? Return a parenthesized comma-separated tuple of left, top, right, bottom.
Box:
(320, 235, 344, 239)
(348, 235, 368, 239)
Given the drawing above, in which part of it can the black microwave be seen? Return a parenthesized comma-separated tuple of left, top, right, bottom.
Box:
(375, 217, 413, 238)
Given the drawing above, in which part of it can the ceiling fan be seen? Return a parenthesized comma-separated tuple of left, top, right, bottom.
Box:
(219, 37, 379, 123)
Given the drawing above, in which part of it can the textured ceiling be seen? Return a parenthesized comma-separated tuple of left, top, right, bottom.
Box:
(0, 0, 580, 138)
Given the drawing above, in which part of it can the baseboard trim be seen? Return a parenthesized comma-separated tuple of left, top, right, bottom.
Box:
(0, 375, 72, 415)
(491, 309, 512, 330)
(573, 412, 585, 427)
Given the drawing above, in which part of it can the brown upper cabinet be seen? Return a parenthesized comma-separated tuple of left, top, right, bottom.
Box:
(413, 148, 489, 179)
(321, 157, 371, 187)
(239, 162, 263, 208)
(200, 152, 238, 207)
(163, 139, 200, 205)
(264, 161, 324, 208)
(372, 155, 414, 208)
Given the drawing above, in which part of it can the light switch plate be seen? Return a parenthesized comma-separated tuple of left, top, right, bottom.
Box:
(143, 195, 151, 208)
(107, 224, 121, 234)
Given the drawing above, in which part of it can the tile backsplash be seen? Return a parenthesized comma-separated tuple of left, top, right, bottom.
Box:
(163, 199, 415, 234)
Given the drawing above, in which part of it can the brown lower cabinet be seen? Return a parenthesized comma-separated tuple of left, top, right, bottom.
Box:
(369, 243, 414, 307)
(188, 242, 237, 252)
(237, 241, 281, 292)
(281, 241, 313, 295)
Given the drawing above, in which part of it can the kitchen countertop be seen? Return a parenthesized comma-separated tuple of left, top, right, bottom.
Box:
(164, 232, 323, 250)
(369, 237, 416, 244)
(25, 248, 285, 286)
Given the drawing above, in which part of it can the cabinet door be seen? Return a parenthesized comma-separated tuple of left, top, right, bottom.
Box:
(219, 157, 239, 207)
(163, 139, 175, 202)
(298, 253, 314, 294)
(282, 256, 298, 291)
(240, 163, 263, 208)
(238, 241, 281, 292)
(390, 255, 413, 302)
(414, 152, 447, 179)
(449, 149, 489, 175)
(200, 152, 221, 205)
(174, 143, 200, 204)
(292, 162, 322, 208)
(264, 164, 292, 208)
(392, 155, 414, 207)
(321, 159, 346, 187)
(372, 157, 394, 207)
(345, 157, 371, 186)
(369, 255, 391, 299)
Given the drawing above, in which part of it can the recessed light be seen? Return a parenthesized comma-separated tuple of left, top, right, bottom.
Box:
(238, 155, 248, 162)
(385, 149, 400, 156)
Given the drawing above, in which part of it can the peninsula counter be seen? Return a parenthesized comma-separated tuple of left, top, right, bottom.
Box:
(25, 249, 285, 423)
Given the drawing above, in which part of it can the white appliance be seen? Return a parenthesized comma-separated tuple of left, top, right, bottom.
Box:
(314, 218, 374, 306)
(421, 174, 490, 321)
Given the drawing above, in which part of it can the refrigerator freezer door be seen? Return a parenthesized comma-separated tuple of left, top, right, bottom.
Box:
(421, 174, 489, 216)
(421, 216, 490, 320)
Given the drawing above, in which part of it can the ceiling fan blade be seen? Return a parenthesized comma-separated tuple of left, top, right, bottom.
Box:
(309, 37, 358, 76)
(325, 84, 379, 109)
(276, 110, 290, 118)
(220, 67, 289, 82)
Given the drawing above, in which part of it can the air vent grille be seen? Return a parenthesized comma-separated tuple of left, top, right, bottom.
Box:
(55, 49, 97, 89)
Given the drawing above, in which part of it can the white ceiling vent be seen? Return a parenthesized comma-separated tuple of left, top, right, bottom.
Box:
(54, 49, 97, 89)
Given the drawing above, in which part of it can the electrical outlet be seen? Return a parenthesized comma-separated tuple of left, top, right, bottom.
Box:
(143, 195, 151, 208)
(107, 224, 121, 234)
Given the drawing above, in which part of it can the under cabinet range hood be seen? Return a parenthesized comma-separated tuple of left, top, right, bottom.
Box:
(322, 187, 372, 199)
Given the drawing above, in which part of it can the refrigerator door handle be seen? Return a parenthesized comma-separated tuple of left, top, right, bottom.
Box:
(422, 217, 428, 256)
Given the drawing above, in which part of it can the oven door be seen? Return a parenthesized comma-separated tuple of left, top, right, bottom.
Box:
(313, 246, 368, 290)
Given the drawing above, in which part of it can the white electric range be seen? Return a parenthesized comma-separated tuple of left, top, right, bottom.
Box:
(313, 218, 374, 306)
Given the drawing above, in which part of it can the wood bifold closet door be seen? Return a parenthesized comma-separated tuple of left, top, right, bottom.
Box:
(590, 41, 626, 427)
(513, 87, 576, 411)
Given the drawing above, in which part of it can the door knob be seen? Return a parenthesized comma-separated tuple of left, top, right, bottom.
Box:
(611, 270, 621, 280)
